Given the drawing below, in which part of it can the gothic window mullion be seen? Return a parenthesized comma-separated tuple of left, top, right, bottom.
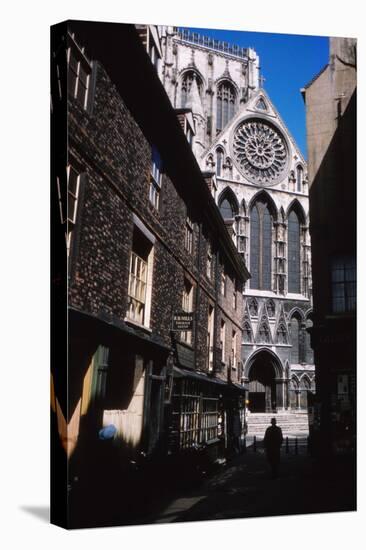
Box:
(258, 207, 264, 289)
(250, 201, 272, 291)
(288, 211, 300, 293)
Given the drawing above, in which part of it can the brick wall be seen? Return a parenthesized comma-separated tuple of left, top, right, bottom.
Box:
(68, 60, 243, 371)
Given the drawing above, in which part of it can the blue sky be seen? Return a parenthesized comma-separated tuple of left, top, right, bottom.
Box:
(182, 27, 329, 159)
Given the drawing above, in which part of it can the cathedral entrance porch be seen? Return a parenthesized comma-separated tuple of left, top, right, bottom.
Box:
(246, 349, 285, 413)
(248, 361, 275, 412)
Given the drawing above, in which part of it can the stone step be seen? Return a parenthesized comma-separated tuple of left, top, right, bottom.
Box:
(246, 412, 309, 437)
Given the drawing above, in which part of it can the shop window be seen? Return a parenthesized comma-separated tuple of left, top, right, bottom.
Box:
(172, 379, 219, 450)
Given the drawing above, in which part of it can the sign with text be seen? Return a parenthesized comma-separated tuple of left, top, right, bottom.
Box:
(172, 313, 194, 331)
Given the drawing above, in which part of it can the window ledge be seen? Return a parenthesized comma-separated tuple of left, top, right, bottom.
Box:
(124, 317, 152, 333)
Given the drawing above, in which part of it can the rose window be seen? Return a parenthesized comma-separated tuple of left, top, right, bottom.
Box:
(233, 119, 288, 184)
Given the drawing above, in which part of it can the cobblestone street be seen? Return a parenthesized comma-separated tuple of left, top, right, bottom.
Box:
(148, 446, 356, 524)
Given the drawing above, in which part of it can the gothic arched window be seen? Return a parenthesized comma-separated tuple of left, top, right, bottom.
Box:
(181, 71, 202, 108)
(219, 198, 234, 219)
(277, 324, 288, 345)
(216, 81, 236, 131)
(216, 148, 224, 177)
(225, 157, 233, 178)
(250, 200, 272, 290)
(243, 322, 253, 343)
(305, 318, 314, 364)
(296, 165, 303, 192)
(288, 210, 301, 293)
(290, 316, 300, 363)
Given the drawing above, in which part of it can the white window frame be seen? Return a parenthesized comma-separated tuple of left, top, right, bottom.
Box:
(150, 146, 162, 210)
(67, 33, 92, 110)
(207, 305, 214, 371)
(181, 279, 193, 345)
(207, 243, 213, 279)
(65, 164, 81, 255)
(126, 220, 155, 329)
(231, 330, 237, 369)
(220, 320, 226, 363)
(127, 251, 148, 326)
(221, 272, 227, 296)
(185, 216, 194, 254)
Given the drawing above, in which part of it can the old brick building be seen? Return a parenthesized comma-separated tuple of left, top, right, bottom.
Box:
(51, 21, 250, 526)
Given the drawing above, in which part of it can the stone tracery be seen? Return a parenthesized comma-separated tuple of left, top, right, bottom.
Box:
(233, 119, 288, 184)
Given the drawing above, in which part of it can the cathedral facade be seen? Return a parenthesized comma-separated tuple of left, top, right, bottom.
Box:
(158, 26, 315, 413)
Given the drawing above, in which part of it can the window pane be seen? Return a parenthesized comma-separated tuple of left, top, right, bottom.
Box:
(79, 63, 89, 86)
(223, 98, 228, 127)
(332, 266, 344, 282)
(217, 97, 222, 131)
(288, 210, 300, 293)
(68, 167, 79, 195)
(219, 198, 233, 219)
(216, 150, 223, 177)
(68, 194, 77, 222)
(262, 207, 272, 290)
(76, 81, 87, 105)
(305, 319, 314, 364)
(250, 205, 259, 289)
(68, 69, 77, 96)
(69, 52, 78, 72)
(291, 317, 299, 363)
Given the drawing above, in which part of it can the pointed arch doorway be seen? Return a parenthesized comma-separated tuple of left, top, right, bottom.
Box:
(246, 349, 284, 412)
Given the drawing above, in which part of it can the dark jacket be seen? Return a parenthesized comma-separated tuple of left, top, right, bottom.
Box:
(263, 425, 283, 451)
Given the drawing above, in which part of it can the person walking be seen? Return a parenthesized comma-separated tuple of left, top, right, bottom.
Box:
(263, 417, 283, 478)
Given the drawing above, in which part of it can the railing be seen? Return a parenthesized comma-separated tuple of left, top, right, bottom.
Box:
(176, 28, 249, 59)
(243, 435, 310, 455)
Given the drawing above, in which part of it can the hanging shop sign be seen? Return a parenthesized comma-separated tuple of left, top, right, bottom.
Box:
(171, 313, 194, 331)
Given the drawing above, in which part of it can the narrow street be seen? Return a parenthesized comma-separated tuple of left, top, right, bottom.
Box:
(145, 444, 356, 524)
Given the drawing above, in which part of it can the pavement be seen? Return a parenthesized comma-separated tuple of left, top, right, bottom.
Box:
(69, 440, 356, 528)
(147, 443, 356, 525)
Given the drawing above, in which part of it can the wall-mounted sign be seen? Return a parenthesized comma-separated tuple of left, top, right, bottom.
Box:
(175, 343, 195, 369)
(172, 313, 194, 331)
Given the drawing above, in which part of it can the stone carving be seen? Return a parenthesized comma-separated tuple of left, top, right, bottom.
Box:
(233, 119, 288, 184)
(258, 322, 271, 343)
(267, 299, 275, 317)
(248, 297, 258, 316)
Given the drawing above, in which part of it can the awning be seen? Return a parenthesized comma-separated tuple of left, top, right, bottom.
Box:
(173, 366, 247, 393)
